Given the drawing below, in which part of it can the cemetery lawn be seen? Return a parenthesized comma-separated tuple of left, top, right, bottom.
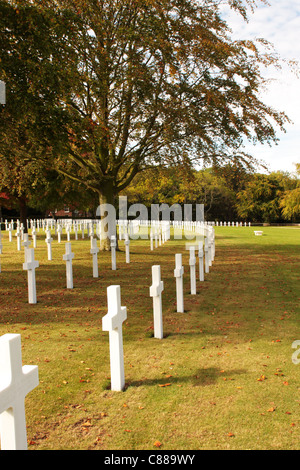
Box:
(0, 226, 300, 450)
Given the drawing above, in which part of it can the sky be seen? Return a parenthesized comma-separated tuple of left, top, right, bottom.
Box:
(221, 0, 300, 175)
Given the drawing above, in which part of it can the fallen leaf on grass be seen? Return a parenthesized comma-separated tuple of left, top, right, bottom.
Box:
(158, 383, 171, 387)
(154, 441, 162, 447)
(257, 375, 266, 382)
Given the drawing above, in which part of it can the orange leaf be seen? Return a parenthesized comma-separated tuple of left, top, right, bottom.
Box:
(154, 441, 162, 448)
(158, 383, 171, 387)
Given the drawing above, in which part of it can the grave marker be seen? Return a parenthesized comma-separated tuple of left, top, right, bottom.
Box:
(90, 237, 99, 278)
(102, 285, 127, 391)
(198, 242, 204, 282)
(8, 223, 13, 242)
(57, 224, 62, 243)
(174, 253, 184, 313)
(189, 247, 196, 295)
(63, 242, 74, 289)
(32, 226, 37, 248)
(0, 334, 39, 450)
(22, 248, 39, 304)
(204, 238, 209, 274)
(110, 235, 117, 270)
(149, 265, 164, 339)
(15, 227, 21, 251)
(124, 233, 130, 263)
(22, 233, 31, 254)
(45, 230, 53, 261)
(150, 232, 154, 251)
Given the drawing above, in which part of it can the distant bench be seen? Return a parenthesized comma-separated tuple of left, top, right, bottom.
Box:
(254, 231, 263, 236)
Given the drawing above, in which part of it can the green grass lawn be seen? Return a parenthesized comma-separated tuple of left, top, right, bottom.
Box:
(0, 225, 299, 450)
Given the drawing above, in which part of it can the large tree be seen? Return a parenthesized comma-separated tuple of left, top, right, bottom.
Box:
(0, 0, 292, 247)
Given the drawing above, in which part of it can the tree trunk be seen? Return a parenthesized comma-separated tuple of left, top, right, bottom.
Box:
(98, 182, 118, 251)
(19, 196, 28, 233)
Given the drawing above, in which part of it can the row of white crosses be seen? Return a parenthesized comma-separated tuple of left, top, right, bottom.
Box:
(0, 84, 39, 450)
(0, 234, 215, 450)
(102, 234, 215, 393)
(215, 221, 251, 227)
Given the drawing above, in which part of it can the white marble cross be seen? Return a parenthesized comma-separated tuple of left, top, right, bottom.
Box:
(204, 238, 210, 274)
(198, 242, 204, 282)
(22, 248, 39, 304)
(102, 285, 127, 391)
(57, 224, 62, 243)
(124, 233, 130, 263)
(150, 232, 154, 251)
(90, 237, 99, 278)
(15, 227, 21, 251)
(45, 230, 53, 261)
(66, 225, 71, 241)
(189, 247, 196, 295)
(174, 253, 184, 313)
(63, 242, 74, 289)
(150, 265, 164, 339)
(22, 234, 31, 255)
(0, 333, 39, 450)
(110, 235, 117, 270)
(8, 223, 13, 242)
(32, 226, 37, 248)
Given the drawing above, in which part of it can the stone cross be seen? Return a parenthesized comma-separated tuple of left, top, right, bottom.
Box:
(8, 223, 13, 242)
(66, 225, 70, 241)
(189, 247, 196, 295)
(15, 227, 21, 251)
(45, 230, 53, 261)
(63, 242, 74, 289)
(22, 248, 39, 304)
(174, 253, 184, 313)
(204, 238, 210, 274)
(74, 224, 78, 240)
(22, 233, 31, 254)
(102, 285, 127, 391)
(198, 242, 204, 282)
(207, 234, 212, 267)
(32, 226, 37, 248)
(0, 333, 39, 450)
(90, 237, 99, 278)
(110, 235, 116, 270)
(124, 233, 130, 263)
(150, 232, 154, 251)
(57, 224, 62, 243)
(149, 265, 164, 339)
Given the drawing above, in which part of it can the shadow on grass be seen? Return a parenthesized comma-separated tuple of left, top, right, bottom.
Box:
(124, 367, 247, 390)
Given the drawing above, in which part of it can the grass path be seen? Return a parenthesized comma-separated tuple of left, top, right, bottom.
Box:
(0, 226, 299, 450)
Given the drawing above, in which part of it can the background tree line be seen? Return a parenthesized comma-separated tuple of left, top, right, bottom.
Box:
(1, 161, 299, 223)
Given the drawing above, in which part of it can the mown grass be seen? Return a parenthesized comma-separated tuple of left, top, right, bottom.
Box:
(0, 225, 299, 450)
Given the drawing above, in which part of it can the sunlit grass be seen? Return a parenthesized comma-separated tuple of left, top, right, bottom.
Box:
(0, 225, 299, 450)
